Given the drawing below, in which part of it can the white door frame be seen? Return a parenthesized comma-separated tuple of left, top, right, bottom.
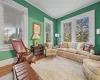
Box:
(44, 18, 53, 45)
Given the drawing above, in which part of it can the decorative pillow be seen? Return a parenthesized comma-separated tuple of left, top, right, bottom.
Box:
(83, 44, 93, 52)
(60, 42, 68, 48)
(68, 42, 78, 49)
(77, 43, 84, 50)
(46, 42, 52, 49)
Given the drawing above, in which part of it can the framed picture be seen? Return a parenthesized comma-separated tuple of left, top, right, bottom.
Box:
(32, 22, 41, 35)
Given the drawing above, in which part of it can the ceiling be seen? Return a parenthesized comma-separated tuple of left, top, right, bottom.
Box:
(25, 0, 99, 19)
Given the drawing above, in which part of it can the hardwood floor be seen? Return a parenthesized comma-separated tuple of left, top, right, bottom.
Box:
(32, 55, 45, 63)
(31, 56, 87, 80)
(0, 64, 13, 77)
(0, 72, 13, 80)
(0, 56, 87, 80)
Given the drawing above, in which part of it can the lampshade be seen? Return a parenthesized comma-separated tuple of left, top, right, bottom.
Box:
(32, 33, 40, 39)
(96, 29, 100, 34)
(55, 33, 59, 37)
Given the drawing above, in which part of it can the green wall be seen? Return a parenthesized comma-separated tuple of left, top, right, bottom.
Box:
(57, 2, 100, 46)
(1, 1, 100, 60)
(0, 0, 56, 61)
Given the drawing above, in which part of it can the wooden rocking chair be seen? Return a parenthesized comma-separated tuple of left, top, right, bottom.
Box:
(11, 39, 33, 63)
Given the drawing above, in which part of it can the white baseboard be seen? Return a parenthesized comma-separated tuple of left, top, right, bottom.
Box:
(0, 57, 18, 67)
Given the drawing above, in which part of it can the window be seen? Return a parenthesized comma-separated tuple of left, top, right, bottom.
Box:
(0, 0, 28, 51)
(44, 18, 53, 44)
(4, 4, 23, 45)
(61, 10, 95, 45)
(46, 22, 51, 42)
(76, 17, 89, 42)
(63, 22, 72, 42)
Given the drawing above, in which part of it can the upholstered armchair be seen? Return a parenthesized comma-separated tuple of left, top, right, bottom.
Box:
(45, 42, 57, 57)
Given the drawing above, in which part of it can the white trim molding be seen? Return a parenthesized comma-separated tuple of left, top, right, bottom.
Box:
(0, 0, 28, 51)
(25, 0, 54, 18)
(57, 0, 99, 19)
(44, 18, 54, 45)
(4, 0, 28, 47)
(61, 10, 95, 45)
(0, 57, 17, 67)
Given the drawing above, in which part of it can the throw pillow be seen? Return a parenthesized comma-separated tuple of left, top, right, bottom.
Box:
(68, 42, 78, 49)
(60, 42, 68, 48)
(46, 42, 52, 49)
(77, 43, 84, 50)
(84, 44, 93, 52)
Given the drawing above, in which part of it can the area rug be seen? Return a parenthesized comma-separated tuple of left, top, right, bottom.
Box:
(31, 56, 87, 80)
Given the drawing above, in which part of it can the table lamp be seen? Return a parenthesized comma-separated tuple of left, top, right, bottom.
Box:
(32, 33, 40, 46)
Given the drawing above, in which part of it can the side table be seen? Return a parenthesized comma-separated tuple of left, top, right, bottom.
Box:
(30, 45, 44, 56)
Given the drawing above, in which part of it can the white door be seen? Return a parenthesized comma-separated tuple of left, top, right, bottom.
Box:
(44, 18, 53, 45)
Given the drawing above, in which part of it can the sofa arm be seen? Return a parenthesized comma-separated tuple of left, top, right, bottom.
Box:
(90, 49, 95, 55)
(89, 55, 100, 61)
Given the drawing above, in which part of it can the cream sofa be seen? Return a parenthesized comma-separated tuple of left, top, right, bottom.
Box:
(57, 42, 100, 80)
(57, 42, 94, 62)
(83, 55, 100, 80)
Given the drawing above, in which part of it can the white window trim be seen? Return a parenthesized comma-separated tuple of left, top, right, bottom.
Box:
(0, 0, 28, 51)
(61, 10, 95, 45)
(44, 18, 54, 45)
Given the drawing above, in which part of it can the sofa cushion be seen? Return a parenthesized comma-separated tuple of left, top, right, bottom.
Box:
(65, 52, 74, 60)
(46, 49, 57, 53)
(65, 48, 77, 54)
(77, 43, 84, 50)
(67, 42, 78, 49)
(57, 48, 67, 51)
(74, 54, 89, 62)
(77, 50, 90, 56)
(60, 42, 68, 48)
(89, 55, 100, 61)
(83, 59, 100, 76)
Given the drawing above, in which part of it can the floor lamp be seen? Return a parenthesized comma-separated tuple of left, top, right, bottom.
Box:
(55, 33, 59, 45)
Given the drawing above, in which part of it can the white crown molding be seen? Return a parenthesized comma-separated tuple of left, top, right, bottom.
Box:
(57, 0, 100, 19)
(25, 0, 54, 18)
(25, 0, 99, 19)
